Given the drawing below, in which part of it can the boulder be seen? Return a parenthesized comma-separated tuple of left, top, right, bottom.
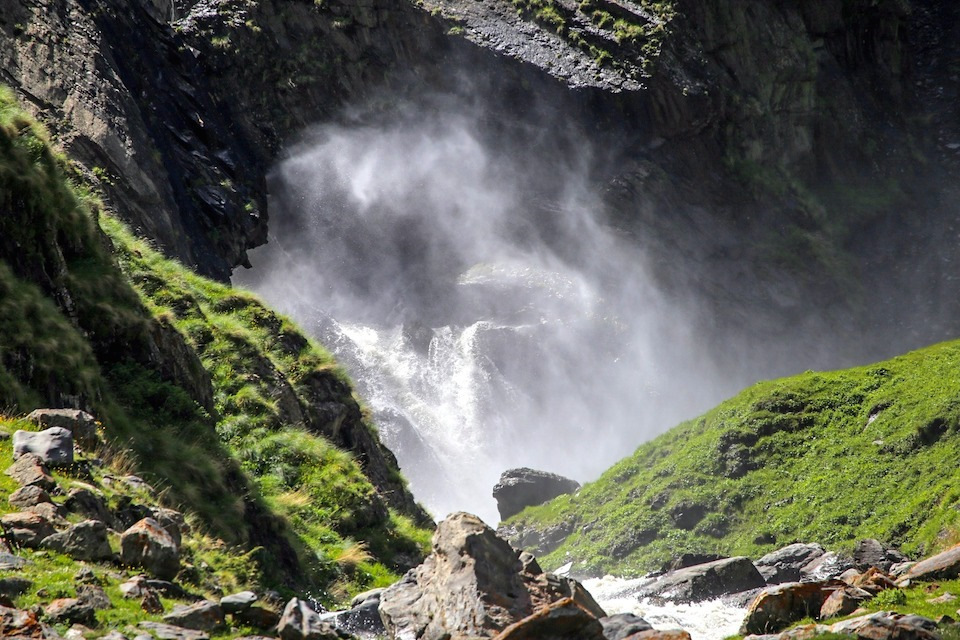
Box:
(0, 604, 60, 639)
(26, 502, 66, 526)
(77, 584, 112, 611)
(380, 512, 606, 640)
(599, 613, 653, 640)
(121, 518, 180, 580)
(819, 585, 872, 619)
(493, 468, 580, 521)
(220, 591, 258, 614)
(829, 611, 940, 640)
(624, 632, 691, 640)
(141, 589, 165, 614)
(13, 428, 74, 466)
(800, 552, 855, 582)
(4, 454, 56, 490)
(755, 543, 825, 584)
(850, 567, 898, 595)
(44, 598, 96, 626)
(663, 553, 726, 573)
(151, 508, 186, 547)
(740, 581, 830, 635)
(637, 556, 766, 602)
(277, 598, 341, 640)
(9, 485, 52, 509)
(492, 597, 605, 640)
(319, 588, 383, 634)
(63, 488, 116, 528)
(854, 539, 909, 573)
(0, 577, 32, 598)
(0, 552, 29, 570)
(235, 605, 280, 630)
(0, 511, 56, 548)
(901, 544, 960, 582)
(139, 621, 211, 640)
(41, 520, 114, 561)
(163, 601, 225, 632)
(26, 409, 99, 450)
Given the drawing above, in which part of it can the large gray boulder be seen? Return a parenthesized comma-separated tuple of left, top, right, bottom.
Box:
(121, 518, 180, 580)
(41, 519, 114, 561)
(26, 409, 99, 450)
(379, 512, 605, 640)
(637, 556, 766, 603)
(13, 427, 74, 466)
(277, 598, 340, 640)
(755, 543, 826, 584)
(493, 468, 580, 521)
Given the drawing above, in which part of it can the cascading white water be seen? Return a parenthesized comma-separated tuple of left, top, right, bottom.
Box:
(235, 105, 737, 524)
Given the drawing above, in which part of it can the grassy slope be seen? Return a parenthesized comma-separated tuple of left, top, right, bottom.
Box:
(0, 86, 429, 605)
(508, 341, 960, 576)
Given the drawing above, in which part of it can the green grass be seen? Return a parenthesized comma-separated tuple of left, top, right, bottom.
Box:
(507, 340, 960, 576)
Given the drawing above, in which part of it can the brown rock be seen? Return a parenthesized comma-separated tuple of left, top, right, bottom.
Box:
(44, 598, 96, 626)
(0, 511, 56, 548)
(120, 518, 180, 579)
(141, 589, 165, 614)
(163, 600, 225, 632)
(828, 611, 940, 640)
(77, 584, 112, 611)
(626, 631, 693, 640)
(740, 581, 829, 635)
(42, 520, 113, 561)
(0, 604, 59, 639)
(819, 586, 871, 619)
(4, 454, 56, 491)
(9, 485, 52, 509)
(851, 567, 898, 595)
(902, 544, 960, 582)
(492, 597, 604, 640)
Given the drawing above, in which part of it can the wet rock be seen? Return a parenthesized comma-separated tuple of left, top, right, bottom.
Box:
(139, 620, 211, 640)
(0, 511, 56, 548)
(44, 598, 95, 626)
(320, 588, 382, 634)
(637, 556, 766, 603)
(819, 585, 872, 619)
(380, 512, 605, 640)
(26, 410, 99, 450)
(77, 584, 112, 611)
(121, 518, 180, 579)
(854, 539, 909, 573)
(4, 454, 56, 490)
(492, 597, 605, 640)
(755, 543, 825, 584)
(493, 468, 580, 521)
(901, 544, 960, 582)
(41, 520, 114, 561)
(599, 612, 653, 640)
(163, 600, 225, 631)
(740, 581, 830, 635)
(626, 632, 692, 640)
(9, 485, 52, 509)
(800, 552, 855, 582)
(13, 428, 74, 466)
(220, 591, 257, 614)
(0, 604, 60, 638)
(62, 488, 116, 529)
(277, 598, 341, 640)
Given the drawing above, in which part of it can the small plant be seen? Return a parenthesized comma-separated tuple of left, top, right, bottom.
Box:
(871, 588, 907, 608)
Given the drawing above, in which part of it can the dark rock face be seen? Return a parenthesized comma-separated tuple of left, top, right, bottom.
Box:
(494, 468, 581, 521)
(600, 613, 654, 640)
(854, 539, 910, 573)
(163, 600, 226, 632)
(41, 520, 114, 562)
(379, 512, 606, 640)
(637, 556, 766, 603)
(755, 543, 826, 584)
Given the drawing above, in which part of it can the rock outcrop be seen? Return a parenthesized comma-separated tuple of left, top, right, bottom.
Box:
(755, 543, 826, 584)
(638, 556, 766, 603)
(494, 468, 581, 521)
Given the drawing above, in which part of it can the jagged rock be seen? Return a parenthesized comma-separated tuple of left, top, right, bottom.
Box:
(0, 577, 32, 598)
(41, 520, 114, 561)
(26, 502, 67, 526)
(220, 591, 258, 614)
(121, 518, 180, 579)
(75, 566, 102, 586)
(819, 585, 872, 619)
(63, 488, 116, 529)
(829, 611, 940, 640)
(493, 468, 580, 521)
(9, 485, 52, 509)
(637, 557, 766, 603)
(901, 544, 960, 582)
(163, 600, 225, 631)
(101, 631, 129, 640)
(740, 581, 831, 635)
(120, 576, 151, 598)
(13, 428, 74, 466)
(755, 543, 825, 584)
(319, 588, 383, 634)
(492, 597, 605, 640)
(139, 621, 210, 640)
(854, 539, 909, 573)
(44, 598, 95, 626)
(141, 590, 165, 614)
(850, 567, 898, 595)
(235, 605, 280, 630)
(380, 512, 605, 640)
(663, 553, 725, 573)
(599, 613, 653, 640)
(0, 511, 56, 548)
(77, 584, 112, 611)
(26, 410, 99, 450)
(151, 508, 186, 547)
(0, 604, 60, 639)
(4, 454, 56, 490)
(114, 498, 155, 529)
(800, 552, 855, 582)
(277, 598, 341, 640)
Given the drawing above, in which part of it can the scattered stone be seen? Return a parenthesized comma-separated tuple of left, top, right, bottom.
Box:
(600, 612, 653, 640)
(0, 511, 56, 548)
(9, 485, 52, 509)
(145, 579, 196, 601)
(163, 600, 225, 632)
(235, 605, 279, 630)
(800, 551, 855, 582)
(26, 410, 99, 450)
(902, 544, 960, 582)
(0, 552, 29, 570)
(740, 581, 830, 635)
(819, 585, 872, 619)
(44, 598, 95, 626)
(380, 512, 606, 640)
(123, 475, 154, 494)
(141, 590, 165, 614)
(139, 620, 211, 640)
(4, 453, 56, 490)
(41, 520, 114, 561)
(0, 577, 32, 598)
(220, 590, 258, 614)
(850, 567, 898, 595)
(622, 632, 691, 640)
(493, 468, 581, 521)
(101, 631, 129, 640)
(637, 556, 766, 602)
(0, 604, 59, 639)
(121, 518, 180, 579)
(277, 598, 340, 640)
(755, 543, 826, 584)
(151, 508, 186, 547)
(77, 584, 112, 611)
(937, 615, 955, 625)
(26, 502, 66, 526)
(928, 592, 957, 604)
(120, 576, 151, 598)
(492, 597, 605, 640)
(829, 611, 940, 640)
(13, 428, 74, 466)
(65, 623, 95, 639)
(63, 488, 116, 528)
(854, 539, 910, 573)
(74, 567, 101, 585)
